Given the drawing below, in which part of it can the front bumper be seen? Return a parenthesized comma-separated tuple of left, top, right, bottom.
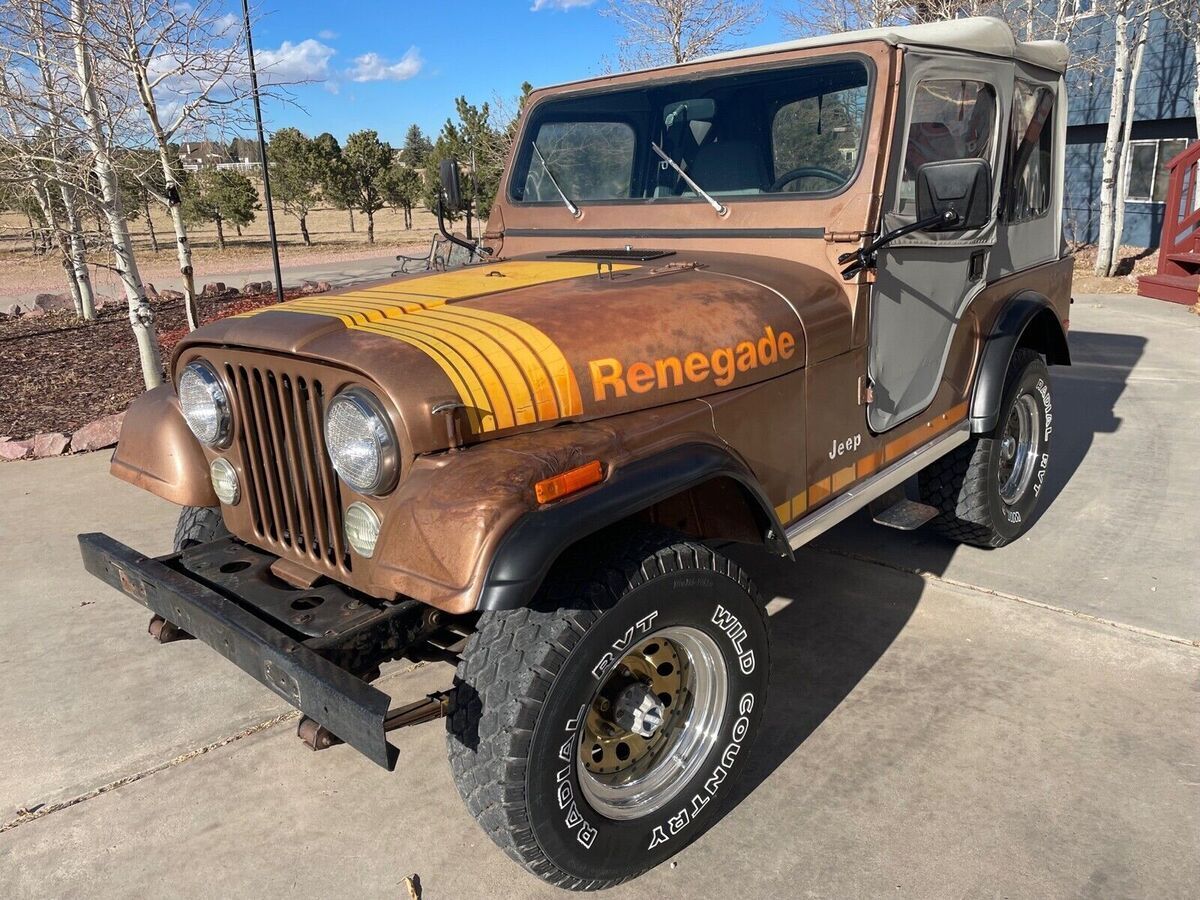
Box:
(78, 533, 400, 768)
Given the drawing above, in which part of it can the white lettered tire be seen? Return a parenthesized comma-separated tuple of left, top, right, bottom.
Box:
(447, 528, 770, 890)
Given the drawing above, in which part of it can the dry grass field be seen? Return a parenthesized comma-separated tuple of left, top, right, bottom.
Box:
(0, 199, 441, 301)
(0, 191, 1162, 302)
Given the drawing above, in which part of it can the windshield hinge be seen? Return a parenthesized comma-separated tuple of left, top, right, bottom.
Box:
(824, 229, 871, 243)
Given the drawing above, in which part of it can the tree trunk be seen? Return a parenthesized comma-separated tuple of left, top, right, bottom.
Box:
(348, 208, 355, 232)
(235, 223, 242, 237)
(69, 0, 162, 389)
(1194, 36, 1200, 146)
(144, 194, 159, 252)
(129, 38, 200, 331)
(1113, 14, 1150, 272)
(26, 212, 37, 255)
(1095, 9, 1130, 278)
(366, 209, 375, 244)
(215, 216, 226, 250)
(35, 183, 85, 318)
(59, 182, 96, 320)
(404, 205, 412, 229)
(300, 215, 311, 246)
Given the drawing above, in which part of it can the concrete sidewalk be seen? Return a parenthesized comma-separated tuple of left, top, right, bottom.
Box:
(1, 294, 1197, 898)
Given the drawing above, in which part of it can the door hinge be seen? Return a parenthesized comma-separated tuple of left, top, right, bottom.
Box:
(858, 376, 875, 405)
(825, 229, 871, 243)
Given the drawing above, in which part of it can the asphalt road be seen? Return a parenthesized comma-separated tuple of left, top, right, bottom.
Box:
(1, 293, 1196, 898)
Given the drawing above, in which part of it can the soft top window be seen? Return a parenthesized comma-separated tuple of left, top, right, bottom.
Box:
(510, 59, 871, 206)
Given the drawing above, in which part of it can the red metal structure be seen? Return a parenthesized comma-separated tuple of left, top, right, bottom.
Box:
(1138, 140, 1200, 304)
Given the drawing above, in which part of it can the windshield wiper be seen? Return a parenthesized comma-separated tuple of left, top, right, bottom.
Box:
(531, 142, 581, 219)
(651, 141, 726, 216)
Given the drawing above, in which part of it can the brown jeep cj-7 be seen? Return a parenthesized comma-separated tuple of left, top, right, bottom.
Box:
(80, 17, 1072, 890)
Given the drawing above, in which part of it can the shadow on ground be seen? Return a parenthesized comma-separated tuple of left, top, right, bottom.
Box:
(718, 326, 1143, 812)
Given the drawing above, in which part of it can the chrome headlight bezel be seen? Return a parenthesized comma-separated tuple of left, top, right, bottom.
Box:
(324, 387, 399, 495)
(178, 360, 232, 448)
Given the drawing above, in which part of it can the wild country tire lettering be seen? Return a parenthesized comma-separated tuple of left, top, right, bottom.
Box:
(646, 604, 757, 851)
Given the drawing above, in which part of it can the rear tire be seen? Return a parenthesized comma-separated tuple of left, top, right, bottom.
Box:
(919, 348, 1053, 547)
(447, 528, 770, 890)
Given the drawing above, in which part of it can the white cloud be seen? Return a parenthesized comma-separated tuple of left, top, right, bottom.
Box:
(255, 39, 336, 84)
(318, 29, 338, 40)
(349, 47, 423, 83)
(530, 0, 595, 10)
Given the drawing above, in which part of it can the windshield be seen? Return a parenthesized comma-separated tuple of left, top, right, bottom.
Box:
(510, 59, 870, 205)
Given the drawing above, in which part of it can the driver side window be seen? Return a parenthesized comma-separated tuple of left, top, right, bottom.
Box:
(771, 85, 867, 193)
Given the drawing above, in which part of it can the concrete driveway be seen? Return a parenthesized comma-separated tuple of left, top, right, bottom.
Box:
(1, 294, 1196, 898)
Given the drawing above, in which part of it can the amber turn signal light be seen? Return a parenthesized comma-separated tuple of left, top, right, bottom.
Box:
(535, 460, 604, 504)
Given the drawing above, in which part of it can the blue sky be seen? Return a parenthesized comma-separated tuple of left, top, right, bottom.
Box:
(248, 0, 790, 145)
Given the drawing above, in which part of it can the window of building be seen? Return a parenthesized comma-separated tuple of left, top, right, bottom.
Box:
(1064, 0, 1096, 22)
(898, 79, 997, 215)
(1126, 139, 1188, 203)
(1004, 81, 1055, 222)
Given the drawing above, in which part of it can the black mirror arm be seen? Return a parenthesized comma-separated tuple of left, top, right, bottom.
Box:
(436, 198, 479, 255)
(838, 209, 959, 281)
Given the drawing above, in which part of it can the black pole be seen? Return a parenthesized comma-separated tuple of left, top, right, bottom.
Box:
(241, 0, 284, 303)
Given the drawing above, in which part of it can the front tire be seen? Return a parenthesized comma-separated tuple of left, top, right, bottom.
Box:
(919, 347, 1053, 547)
(173, 505, 229, 552)
(447, 529, 770, 890)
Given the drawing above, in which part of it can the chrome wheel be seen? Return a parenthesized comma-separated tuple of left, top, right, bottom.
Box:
(576, 627, 727, 821)
(998, 393, 1040, 504)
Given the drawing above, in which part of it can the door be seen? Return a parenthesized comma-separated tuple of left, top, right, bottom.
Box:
(867, 53, 1013, 433)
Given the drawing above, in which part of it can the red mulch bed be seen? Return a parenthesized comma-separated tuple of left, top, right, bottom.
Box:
(0, 291, 305, 440)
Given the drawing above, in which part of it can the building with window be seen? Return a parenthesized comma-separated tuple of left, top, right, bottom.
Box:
(1063, 8, 1196, 247)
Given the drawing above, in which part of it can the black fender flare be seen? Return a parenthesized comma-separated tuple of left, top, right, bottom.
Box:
(476, 442, 789, 611)
(970, 290, 1070, 433)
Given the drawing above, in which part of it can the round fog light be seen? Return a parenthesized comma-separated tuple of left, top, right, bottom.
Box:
(209, 458, 241, 506)
(344, 502, 381, 558)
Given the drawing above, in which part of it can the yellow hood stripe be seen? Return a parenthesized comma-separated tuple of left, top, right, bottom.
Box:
(239, 261, 628, 432)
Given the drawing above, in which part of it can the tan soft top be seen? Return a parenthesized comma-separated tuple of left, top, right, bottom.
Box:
(704, 16, 1068, 74)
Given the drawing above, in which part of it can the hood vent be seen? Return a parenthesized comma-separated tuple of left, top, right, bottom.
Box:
(548, 249, 675, 262)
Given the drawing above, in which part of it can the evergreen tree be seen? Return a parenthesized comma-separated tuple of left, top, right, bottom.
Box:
(183, 168, 259, 250)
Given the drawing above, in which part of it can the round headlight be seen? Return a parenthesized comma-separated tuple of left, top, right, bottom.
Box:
(344, 501, 381, 558)
(209, 457, 241, 506)
(324, 388, 398, 494)
(178, 361, 231, 448)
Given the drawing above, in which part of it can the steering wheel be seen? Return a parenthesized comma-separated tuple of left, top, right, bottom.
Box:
(769, 166, 846, 192)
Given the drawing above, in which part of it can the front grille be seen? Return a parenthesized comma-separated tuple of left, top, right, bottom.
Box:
(225, 362, 349, 574)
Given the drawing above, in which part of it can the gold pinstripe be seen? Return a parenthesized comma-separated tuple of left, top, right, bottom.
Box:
(237, 261, 621, 432)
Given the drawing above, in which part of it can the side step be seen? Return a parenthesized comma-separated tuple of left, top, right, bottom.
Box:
(872, 498, 939, 531)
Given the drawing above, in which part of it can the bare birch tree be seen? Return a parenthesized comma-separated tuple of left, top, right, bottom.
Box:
(0, 2, 98, 319)
(601, 0, 764, 70)
(1110, 7, 1152, 270)
(66, 0, 163, 388)
(93, 0, 249, 331)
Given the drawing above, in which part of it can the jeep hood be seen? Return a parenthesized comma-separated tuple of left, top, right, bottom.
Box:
(178, 252, 850, 454)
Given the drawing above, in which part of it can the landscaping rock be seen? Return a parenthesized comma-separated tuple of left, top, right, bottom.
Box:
(301, 280, 332, 294)
(159, 288, 184, 301)
(34, 292, 74, 313)
(144, 282, 159, 300)
(201, 282, 226, 297)
(70, 412, 126, 453)
(0, 440, 33, 461)
(242, 281, 264, 295)
(2, 303, 21, 318)
(30, 432, 70, 458)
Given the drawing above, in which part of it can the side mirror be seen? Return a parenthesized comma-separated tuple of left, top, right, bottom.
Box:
(916, 158, 992, 231)
(439, 158, 463, 212)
